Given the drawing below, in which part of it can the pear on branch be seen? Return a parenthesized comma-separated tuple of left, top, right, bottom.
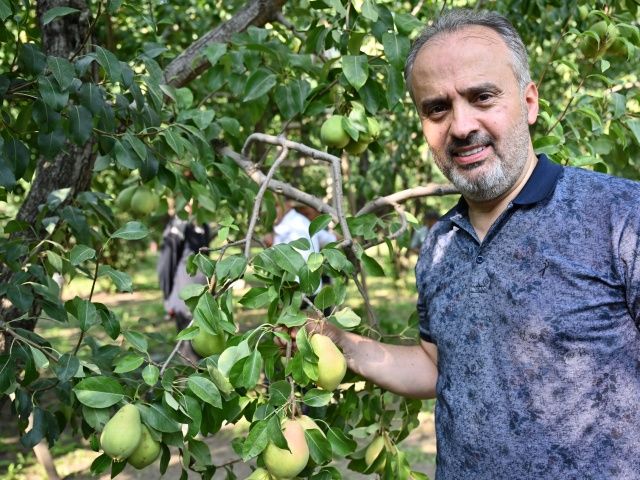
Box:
(100, 404, 142, 462)
(262, 418, 310, 479)
(309, 333, 347, 391)
(127, 424, 161, 469)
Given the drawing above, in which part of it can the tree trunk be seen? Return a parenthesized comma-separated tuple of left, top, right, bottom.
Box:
(0, 0, 95, 351)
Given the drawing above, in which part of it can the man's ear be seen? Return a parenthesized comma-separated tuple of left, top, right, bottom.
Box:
(524, 81, 539, 125)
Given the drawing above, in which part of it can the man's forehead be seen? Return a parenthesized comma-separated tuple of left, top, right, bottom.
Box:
(418, 25, 507, 57)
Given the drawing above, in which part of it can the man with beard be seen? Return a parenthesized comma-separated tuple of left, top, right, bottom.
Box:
(308, 8, 640, 479)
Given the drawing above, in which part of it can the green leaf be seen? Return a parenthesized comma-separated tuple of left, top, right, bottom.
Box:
(38, 75, 69, 110)
(110, 221, 149, 240)
(309, 214, 332, 238)
(382, 32, 410, 68)
(267, 380, 292, 407)
(42, 6, 80, 25)
(305, 429, 332, 465)
(7, 284, 33, 312)
(95, 46, 122, 82)
(113, 353, 144, 373)
(215, 255, 247, 281)
(4, 138, 30, 181)
(361, 0, 378, 21)
(626, 119, 640, 146)
(68, 105, 93, 144)
(90, 454, 111, 476)
(242, 419, 270, 461)
(303, 388, 333, 407)
(73, 376, 125, 408)
(141, 364, 159, 386)
(361, 253, 385, 276)
(70, 244, 96, 265)
(123, 331, 148, 353)
(137, 403, 181, 433)
(97, 265, 133, 293)
(205, 359, 234, 395)
(54, 354, 80, 383)
(187, 375, 222, 407)
(307, 253, 324, 273)
(314, 285, 336, 310)
(218, 340, 250, 376)
(239, 287, 277, 309)
(19, 44, 46, 76)
(342, 55, 368, 91)
(241, 349, 263, 389)
(29, 345, 49, 370)
(203, 43, 227, 66)
(37, 128, 65, 158)
(271, 244, 306, 275)
(0, 0, 12, 21)
(162, 128, 184, 157)
(124, 133, 147, 161)
(274, 79, 310, 119)
(65, 297, 99, 332)
(179, 283, 207, 301)
(47, 56, 76, 90)
(327, 427, 357, 456)
(331, 307, 361, 328)
(78, 83, 106, 114)
(243, 68, 277, 102)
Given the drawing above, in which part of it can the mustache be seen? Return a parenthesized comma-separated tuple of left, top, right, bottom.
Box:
(447, 132, 494, 156)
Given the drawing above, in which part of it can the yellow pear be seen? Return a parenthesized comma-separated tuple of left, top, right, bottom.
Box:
(310, 334, 347, 391)
(100, 404, 142, 462)
(127, 425, 161, 469)
(262, 419, 309, 479)
(365, 435, 386, 472)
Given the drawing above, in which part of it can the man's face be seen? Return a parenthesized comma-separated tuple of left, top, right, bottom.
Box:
(410, 26, 539, 202)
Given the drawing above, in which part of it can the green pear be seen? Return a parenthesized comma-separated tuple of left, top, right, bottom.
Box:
(310, 334, 347, 391)
(191, 329, 226, 357)
(262, 419, 310, 479)
(127, 425, 161, 469)
(100, 404, 142, 462)
(245, 467, 272, 480)
(320, 115, 350, 148)
(365, 435, 386, 472)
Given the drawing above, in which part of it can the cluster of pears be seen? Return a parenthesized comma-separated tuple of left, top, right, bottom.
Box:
(114, 184, 160, 216)
(320, 108, 381, 155)
(100, 404, 161, 469)
(253, 415, 325, 479)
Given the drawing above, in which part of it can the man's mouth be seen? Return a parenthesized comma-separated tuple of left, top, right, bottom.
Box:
(451, 144, 491, 165)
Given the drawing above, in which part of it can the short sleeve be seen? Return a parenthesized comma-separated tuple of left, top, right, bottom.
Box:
(415, 240, 434, 343)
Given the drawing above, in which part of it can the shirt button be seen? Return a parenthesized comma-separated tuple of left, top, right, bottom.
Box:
(476, 255, 484, 264)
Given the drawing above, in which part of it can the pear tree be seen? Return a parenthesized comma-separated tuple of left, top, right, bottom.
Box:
(0, 0, 638, 479)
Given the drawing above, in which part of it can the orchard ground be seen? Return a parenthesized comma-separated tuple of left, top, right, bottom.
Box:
(0, 247, 437, 480)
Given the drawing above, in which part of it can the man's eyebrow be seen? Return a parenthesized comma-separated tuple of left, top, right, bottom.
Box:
(419, 82, 503, 111)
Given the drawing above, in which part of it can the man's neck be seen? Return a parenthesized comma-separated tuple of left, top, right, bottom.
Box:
(466, 152, 538, 242)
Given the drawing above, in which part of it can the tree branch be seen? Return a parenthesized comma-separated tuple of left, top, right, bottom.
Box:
(356, 184, 458, 216)
(164, 0, 287, 87)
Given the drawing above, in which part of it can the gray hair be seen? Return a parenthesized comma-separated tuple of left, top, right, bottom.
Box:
(404, 9, 532, 100)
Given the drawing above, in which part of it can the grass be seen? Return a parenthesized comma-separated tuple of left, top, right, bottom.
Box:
(2, 247, 434, 479)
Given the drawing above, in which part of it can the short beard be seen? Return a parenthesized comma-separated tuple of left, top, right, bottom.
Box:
(433, 109, 531, 202)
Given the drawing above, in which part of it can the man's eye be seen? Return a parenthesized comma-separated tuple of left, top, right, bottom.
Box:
(427, 105, 448, 117)
(476, 93, 493, 102)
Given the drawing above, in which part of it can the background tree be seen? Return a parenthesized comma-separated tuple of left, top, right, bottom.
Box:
(0, 0, 638, 478)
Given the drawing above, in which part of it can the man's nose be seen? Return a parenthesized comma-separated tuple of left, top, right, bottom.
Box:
(449, 103, 479, 139)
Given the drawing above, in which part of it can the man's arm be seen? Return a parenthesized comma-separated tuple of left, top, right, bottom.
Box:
(317, 323, 438, 399)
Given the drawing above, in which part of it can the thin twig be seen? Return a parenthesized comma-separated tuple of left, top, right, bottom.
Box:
(244, 139, 289, 258)
(70, 1, 103, 61)
(351, 273, 377, 328)
(537, 15, 572, 88)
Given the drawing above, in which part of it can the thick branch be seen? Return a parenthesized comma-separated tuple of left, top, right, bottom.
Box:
(356, 184, 458, 216)
(164, 0, 286, 87)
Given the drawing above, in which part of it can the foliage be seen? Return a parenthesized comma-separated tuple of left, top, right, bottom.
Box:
(0, 0, 638, 478)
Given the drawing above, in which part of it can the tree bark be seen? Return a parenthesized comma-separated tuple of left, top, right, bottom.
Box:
(164, 0, 286, 87)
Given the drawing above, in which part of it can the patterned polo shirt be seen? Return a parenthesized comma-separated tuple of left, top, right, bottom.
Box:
(416, 154, 640, 479)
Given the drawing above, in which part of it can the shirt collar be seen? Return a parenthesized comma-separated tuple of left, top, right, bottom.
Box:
(450, 154, 563, 216)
